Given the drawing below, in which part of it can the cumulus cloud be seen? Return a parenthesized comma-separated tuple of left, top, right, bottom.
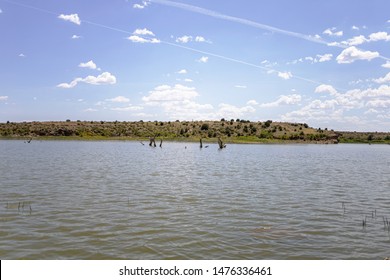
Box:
(323, 27, 343, 37)
(72, 35, 82, 39)
(78, 60, 100, 70)
(0, 96, 8, 101)
(217, 103, 255, 118)
(111, 105, 144, 111)
(247, 100, 258, 106)
(195, 36, 206, 42)
(127, 28, 160, 43)
(133, 1, 150, 9)
(176, 35, 192, 43)
(373, 72, 390, 84)
(106, 96, 130, 103)
(382, 61, 390, 68)
(128, 35, 160, 44)
(340, 32, 390, 47)
(58, 14, 81, 25)
(278, 71, 293, 80)
(315, 84, 338, 96)
(142, 84, 198, 102)
(142, 84, 215, 120)
(84, 108, 98, 112)
(368, 31, 390, 42)
(282, 82, 390, 130)
(57, 72, 116, 88)
(198, 56, 209, 63)
(336, 46, 379, 64)
(177, 69, 187, 74)
(342, 35, 368, 46)
(133, 28, 155, 36)
(175, 35, 209, 43)
(259, 94, 301, 108)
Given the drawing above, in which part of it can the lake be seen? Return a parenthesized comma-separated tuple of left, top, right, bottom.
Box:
(0, 140, 389, 259)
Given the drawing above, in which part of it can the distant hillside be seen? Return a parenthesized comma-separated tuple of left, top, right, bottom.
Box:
(0, 120, 389, 144)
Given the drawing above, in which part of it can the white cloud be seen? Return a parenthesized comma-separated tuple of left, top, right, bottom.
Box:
(176, 35, 192, 43)
(133, 4, 145, 9)
(336, 46, 379, 64)
(323, 28, 343, 37)
(175, 35, 209, 43)
(216, 103, 256, 120)
(382, 61, 390, 68)
(352, 25, 360, 31)
(373, 72, 390, 84)
(0, 9, 3, 14)
(82, 72, 116, 85)
(366, 99, 390, 108)
(340, 32, 390, 47)
(127, 35, 160, 43)
(278, 71, 293, 80)
(0, 96, 8, 101)
(218, 103, 256, 116)
(133, 1, 150, 9)
(342, 35, 368, 46)
(282, 83, 390, 130)
(133, 28, 155, 37)
(72, 35, 82, 39)
(58, 14, 81, 25)
(177, 69, 187, 74)
(315, 84, 338, 96)
(198, 56, 209, 63)
(184, 78, 193, 82)
(259, 94, 301, 108)
(368, 31, 390, 42)
(235, 85, 247, 89)
(316, 53, 333, 62)
(57, 72, 116, 88)
(247, 100, 258, 106)
(143, 84, 199, 102)
(78, 60, 99, 70)
(18, 53, 25, 57)
(195, 36, 206, 42)
(106, 96, 130, 103)
(128, 28, 160, 43)
(84, 108, 98, 112)
(111, 105, 144, 111)
(142, 84, 215, 120)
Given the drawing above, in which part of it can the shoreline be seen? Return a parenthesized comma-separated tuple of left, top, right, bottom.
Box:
(1, 135, 388, 145)
(1, 120, 389, 144)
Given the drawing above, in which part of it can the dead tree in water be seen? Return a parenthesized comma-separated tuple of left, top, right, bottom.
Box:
(149, 137, 156, 147)
(200, 138, 203, 148)
(160, 139, 163, 148)
(218, 137, 226, 149)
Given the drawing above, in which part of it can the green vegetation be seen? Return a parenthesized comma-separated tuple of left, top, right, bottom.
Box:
(0, 120, 389, 144)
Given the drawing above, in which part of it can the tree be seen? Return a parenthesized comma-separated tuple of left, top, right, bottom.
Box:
(200, 123, 209, 130)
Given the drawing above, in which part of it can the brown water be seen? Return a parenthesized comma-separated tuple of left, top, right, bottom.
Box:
(0, 140, 389, 259)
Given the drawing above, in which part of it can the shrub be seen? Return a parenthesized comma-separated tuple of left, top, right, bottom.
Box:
(200, 123, 209, 130)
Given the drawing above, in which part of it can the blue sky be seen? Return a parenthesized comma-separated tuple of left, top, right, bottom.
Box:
(1, 0, 390, 131)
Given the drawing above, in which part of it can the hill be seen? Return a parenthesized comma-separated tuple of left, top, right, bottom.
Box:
(0, 120, 389, 144)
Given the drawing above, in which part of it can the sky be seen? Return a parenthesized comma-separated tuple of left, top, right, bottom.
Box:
(0, 0, 390, 131)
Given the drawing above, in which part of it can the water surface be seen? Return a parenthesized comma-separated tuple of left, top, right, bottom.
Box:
(0, 140, 389, 259)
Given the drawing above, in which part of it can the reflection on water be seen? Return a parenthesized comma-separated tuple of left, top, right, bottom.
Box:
(0, 140, 389, 259)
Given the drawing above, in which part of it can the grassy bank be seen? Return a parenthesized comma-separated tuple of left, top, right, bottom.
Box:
(0, 120, 389, 144)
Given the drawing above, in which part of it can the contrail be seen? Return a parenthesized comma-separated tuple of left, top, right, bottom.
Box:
(150, 0, 329, 46)
(0, 0, 343, 88)
(150, 0, 390, 61)
(161, 41, 323, 86)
